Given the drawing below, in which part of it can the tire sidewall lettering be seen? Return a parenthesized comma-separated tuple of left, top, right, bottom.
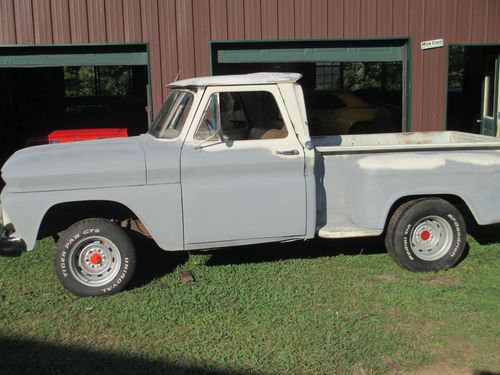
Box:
(101, 257, 129, 293)
(403, 224, 414, 260)
(447, 213, 461, 257)
(60, 250, 68, 277)
(64, 229, 101, 249)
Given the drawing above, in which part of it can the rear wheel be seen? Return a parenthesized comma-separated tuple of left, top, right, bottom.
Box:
(55, 218, 136, 296)
(385, 198, 466, 272)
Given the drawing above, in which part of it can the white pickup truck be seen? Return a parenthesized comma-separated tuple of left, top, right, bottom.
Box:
(2, 73, 500, 296)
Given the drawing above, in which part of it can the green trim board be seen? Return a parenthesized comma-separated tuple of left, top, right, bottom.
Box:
(0, 43, 148, 67)
(405, 39, 412, 132)
(444, 45, 450, 130)
(447, 43, 500, 47)
(0, 42, 147, 49)
(210, 37, 410, 45)
(0, 52, 147, 67)
(217, 46, 403, 63)
(145, 43, 154, 126)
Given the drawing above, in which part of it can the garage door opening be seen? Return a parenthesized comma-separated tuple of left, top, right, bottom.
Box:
(447, 45, 500, 136)
(211, 39, 408, 136)
(0, 44, 150, 169)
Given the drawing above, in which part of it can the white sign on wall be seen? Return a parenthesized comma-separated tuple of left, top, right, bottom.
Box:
(420, 39, 444, 50)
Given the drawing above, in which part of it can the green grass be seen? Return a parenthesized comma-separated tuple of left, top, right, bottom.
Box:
(0, 229, 499, 374)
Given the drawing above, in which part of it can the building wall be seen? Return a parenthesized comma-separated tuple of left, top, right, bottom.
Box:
(1, 0, 500, 130)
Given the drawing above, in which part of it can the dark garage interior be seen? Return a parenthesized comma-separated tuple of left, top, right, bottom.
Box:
(212, 40, 406, 137)
(0, 45, 150, 170)
(447, 45, 500, 135)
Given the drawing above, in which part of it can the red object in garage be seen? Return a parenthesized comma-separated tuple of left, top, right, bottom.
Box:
(48, 128, 128, 143)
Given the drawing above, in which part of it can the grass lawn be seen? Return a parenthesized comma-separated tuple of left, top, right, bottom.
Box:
(0, 226, 499, 374)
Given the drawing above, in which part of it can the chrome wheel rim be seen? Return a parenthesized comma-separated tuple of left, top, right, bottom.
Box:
(410, 215, 453, 261)
(68, 236, 121, 287)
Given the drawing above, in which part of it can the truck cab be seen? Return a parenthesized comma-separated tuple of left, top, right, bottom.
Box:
(151, 73, 316, 248)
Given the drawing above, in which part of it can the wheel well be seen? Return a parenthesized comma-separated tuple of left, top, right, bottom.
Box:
(384, 194, 476, 231)
(37, 201, 138, 240)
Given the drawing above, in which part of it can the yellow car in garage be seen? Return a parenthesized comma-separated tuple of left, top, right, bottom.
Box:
(306, 91, 392, 135)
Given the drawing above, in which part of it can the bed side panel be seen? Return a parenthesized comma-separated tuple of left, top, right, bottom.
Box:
(318, 149, 500, 230)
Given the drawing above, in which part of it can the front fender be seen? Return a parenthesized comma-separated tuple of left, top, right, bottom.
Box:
(1, 184, 183, 251)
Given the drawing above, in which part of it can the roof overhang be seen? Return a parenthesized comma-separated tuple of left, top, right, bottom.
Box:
(168, 72, 302, 88)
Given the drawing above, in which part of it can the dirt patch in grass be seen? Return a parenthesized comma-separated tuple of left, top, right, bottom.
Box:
(407, 335, 500, 375)
(374, 274, 399, 281)
(420, 276, 462, 286)
(404, 362, 472, 375)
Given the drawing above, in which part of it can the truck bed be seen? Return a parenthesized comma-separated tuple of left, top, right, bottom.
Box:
(313, 131, 500, 239)
(313, 131, 500, 154)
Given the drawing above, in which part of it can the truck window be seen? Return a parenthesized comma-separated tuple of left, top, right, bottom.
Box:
(149, 90, 194, 139)
(194, 91, 288, 141)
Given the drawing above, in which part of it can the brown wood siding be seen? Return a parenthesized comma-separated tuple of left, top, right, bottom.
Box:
(244, 0, 261, 40)
(295, 0, 312, 38)
(14, 0, 35, 44)
(278, 0, 294, 39)
(327, 0, 343, 38)
(159, 0, 180, 97)
(1, 0, 500, 126)
(87, 0, 107, 43)
(140, 0, 162, 112)
(0, 0, 17, 44)
(261, 0, 278, 39)
(227, 0, 245, 40)
(50, 0, 71, 43)
(360, 0, 377, 38)
(175, 0, 195, 81)
(105, 0, 125, 42)
(33, 0, 53, 44)
(122, 0, 142, 42)
(311, 0, 327, 38)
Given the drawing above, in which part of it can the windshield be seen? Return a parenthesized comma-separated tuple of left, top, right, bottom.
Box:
(148, 90, 194, 139)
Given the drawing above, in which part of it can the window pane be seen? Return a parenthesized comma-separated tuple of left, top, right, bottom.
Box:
(195, 91, 288, 141)
(149, 90, 194, 138)
(195, 94, 220, 140)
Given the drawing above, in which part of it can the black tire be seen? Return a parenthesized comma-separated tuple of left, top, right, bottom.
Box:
(385, 198, 466, 272)
(55, 218, 136, 296)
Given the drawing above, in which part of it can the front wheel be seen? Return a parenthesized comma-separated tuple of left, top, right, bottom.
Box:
(55, 218, 136, 296)
(385, 198, 466, 272)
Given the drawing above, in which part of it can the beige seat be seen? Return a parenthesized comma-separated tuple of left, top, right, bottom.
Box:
(261, 129, 287, 139)
(248, 120, 288, 140)
(248, 127, 267, 139)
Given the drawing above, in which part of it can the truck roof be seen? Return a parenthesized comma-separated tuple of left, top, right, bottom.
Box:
(169, 72, 302, 88)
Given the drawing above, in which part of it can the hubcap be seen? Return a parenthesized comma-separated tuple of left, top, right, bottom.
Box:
(410, 216, 453, 261)
(68, 236, 121, 287)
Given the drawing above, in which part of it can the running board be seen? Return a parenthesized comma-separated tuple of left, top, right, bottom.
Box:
(317, 226, 382, 239)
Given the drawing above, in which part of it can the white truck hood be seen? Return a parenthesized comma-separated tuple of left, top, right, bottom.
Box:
(1, 136, 146, 192)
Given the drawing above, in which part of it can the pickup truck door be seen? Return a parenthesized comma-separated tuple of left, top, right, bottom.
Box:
(180, 85, 307, 246)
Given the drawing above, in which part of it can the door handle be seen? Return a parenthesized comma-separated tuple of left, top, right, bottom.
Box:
(275, 149, 300, 156)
